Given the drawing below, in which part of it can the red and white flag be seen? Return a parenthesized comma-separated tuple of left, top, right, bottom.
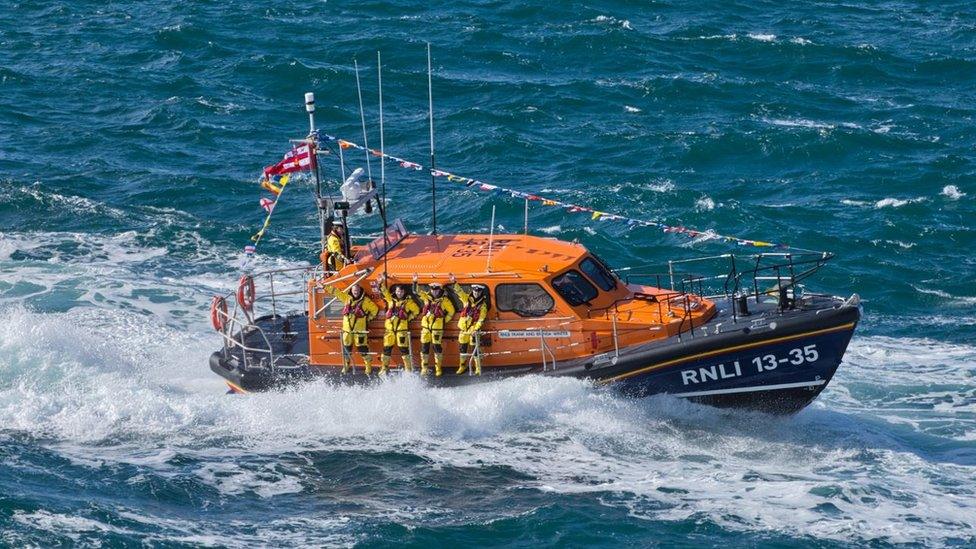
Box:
(264, 144, 314, 177)
(259, 197, 276, 213)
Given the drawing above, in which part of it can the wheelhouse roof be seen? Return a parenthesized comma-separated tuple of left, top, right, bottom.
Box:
(353, 233, 589, 280)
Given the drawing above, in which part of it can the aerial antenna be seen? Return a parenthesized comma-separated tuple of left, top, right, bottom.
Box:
(486, 205, 496, 272)
(378, 51, 389, 276)
(427, 42, 437, 235)
(356, 58, 386, 224)
(353, 59, 374, 192)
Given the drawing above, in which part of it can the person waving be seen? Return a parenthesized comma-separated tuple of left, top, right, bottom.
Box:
(414, 274, 455, 376)
(378, 273, 420, 375)
(323, 281, 378, 375)
(451, 275, 489, 376)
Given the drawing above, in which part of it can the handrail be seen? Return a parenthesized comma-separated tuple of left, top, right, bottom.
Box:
(313, 268, 372, 319)
(622, 250, 831, 327)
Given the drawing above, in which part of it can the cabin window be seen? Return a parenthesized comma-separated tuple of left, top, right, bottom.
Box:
(579, 257, 616, 291)
(495, 284, 555, 317)
(551, 270, 598, 306)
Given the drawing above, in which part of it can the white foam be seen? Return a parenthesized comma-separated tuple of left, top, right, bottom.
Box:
(592, 15, 632, 30)
(2, 225, 975, 544)
(13, 510, 136, 540)
(874, 197, 925, 208)
(764, 118, 834, 130)
(12, 183, 129, 220)
(912, 285, 976, 305)
(695, 196, 715, 211)
(748, 33, 777, 42)
(1, 303, 975, 544)
(941, 185, 966, 200)
(0, 230, 308, 327)
(870, 239, 916, 249)
(646, 180, 675, 193)
(624, 105, 642, 113)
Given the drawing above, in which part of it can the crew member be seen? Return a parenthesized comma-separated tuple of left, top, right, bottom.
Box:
(323, 281, 378, 375)
(451, 275, 489, 376)
(414, 274, 455, 376)
(325, 225, 349, 272)
(378, 273, 420, 375)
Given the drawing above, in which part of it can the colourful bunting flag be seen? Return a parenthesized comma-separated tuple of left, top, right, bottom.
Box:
(313, 133, 805, 252)
(261, 179, 282, 195)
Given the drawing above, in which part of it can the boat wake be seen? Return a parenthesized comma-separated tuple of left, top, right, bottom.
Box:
(1, 291, 974, 544)
(1, 226, 974, 545)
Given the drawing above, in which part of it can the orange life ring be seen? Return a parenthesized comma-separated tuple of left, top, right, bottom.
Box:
(237, 274, 256, 311)
(210, 296, 228, 331)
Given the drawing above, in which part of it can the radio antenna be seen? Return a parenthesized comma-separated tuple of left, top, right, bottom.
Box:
(378, 51, 389, 276)
(356, 58, 386, 224)
(354, 59, 374, 188)
(427, 42, 437, 235)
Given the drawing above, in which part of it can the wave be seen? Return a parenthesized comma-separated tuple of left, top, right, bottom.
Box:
(1, 295, 974, 543)
(942, 185, 966, 200)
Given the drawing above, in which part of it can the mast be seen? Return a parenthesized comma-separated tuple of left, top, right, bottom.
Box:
(427, 43, 437, 235)
(305, 92, 328, 251)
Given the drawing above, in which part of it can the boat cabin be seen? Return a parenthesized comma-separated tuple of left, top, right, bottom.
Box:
(306, 232, 717, 370)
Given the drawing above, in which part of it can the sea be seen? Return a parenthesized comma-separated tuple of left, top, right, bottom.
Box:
(1, 1, 974, 546)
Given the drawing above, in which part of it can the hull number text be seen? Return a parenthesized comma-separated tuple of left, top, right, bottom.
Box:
(680, 345, 820, 385)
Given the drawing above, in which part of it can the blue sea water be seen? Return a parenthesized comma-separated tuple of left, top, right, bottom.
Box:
(1, 0, 975, 546)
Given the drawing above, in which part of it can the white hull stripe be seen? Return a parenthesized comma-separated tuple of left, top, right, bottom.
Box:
(672, 379, 826, 398)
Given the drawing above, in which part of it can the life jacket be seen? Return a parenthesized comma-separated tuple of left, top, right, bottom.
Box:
(461, 298, 486, 321)
(342, 297, 366, 318)
(386, 301, 409, 320)
(422, 300, 445, 318)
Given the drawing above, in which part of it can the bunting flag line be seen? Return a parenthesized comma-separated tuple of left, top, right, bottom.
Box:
(251, 174, 290, 245)
(261, 179, 282, 195)
(317, 131, 803, 251)
(242, 142, 316, 269)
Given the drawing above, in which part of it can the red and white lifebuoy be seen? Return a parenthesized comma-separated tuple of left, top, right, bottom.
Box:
(210, 296, 228, 332)
(236, 274, 256, 312)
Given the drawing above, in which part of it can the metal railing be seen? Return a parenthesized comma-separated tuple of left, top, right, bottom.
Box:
(214, 264, 338, 372)
(620, 251, 833, 325)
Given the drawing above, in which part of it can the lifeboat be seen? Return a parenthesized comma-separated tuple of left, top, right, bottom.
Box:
(210, 222, 859, 413)
(208, 88, 860, 414)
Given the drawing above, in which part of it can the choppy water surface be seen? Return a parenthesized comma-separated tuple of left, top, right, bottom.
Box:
(1, 0, 974, 546)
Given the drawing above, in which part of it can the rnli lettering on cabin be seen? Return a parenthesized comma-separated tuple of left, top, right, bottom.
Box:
(316, 132, 797, 251)
(497, 330, 571, 339)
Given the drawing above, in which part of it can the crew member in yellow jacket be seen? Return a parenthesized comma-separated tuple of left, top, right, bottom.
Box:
(378, 274, 420, 375)
(450, 275, 489, 375)
(323, 282, 378, 375)
(325, 225, 349, 272)
(413, 274, 455, 376)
